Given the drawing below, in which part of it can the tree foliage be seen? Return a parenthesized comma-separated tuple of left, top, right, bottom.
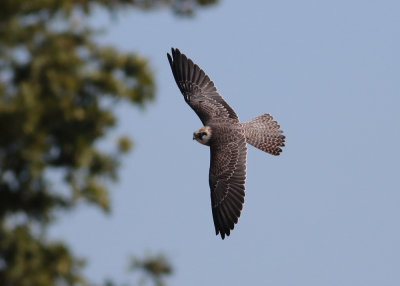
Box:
(129, 253, 173, 286)
(0, 0, 218, 285)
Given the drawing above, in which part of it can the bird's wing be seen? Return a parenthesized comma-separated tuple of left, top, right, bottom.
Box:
(209, 132, 247, 239)
(167, 48, 238, 125)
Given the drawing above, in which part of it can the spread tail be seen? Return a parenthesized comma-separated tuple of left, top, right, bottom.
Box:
(243, 114, 285, 155)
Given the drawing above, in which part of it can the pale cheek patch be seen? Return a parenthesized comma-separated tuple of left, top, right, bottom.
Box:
(202, 134, 211, 143)
(194, 135, 210, 146)
(195, 138, 205, 145)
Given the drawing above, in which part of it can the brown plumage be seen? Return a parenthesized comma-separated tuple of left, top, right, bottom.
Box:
(167, 48, 285, 239)
(243, 114, 285, 156)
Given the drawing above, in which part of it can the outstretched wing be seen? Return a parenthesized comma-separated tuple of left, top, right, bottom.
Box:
(209, 133, 247, 239)
(167, 48, 238, 125)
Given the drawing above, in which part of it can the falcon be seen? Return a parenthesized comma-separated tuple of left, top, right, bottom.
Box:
(167, 48, 285, 239)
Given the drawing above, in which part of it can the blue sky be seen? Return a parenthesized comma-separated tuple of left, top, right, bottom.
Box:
(50, 1, 400, 285)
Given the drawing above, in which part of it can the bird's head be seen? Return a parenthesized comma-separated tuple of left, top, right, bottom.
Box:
(193, 126, 212, 146)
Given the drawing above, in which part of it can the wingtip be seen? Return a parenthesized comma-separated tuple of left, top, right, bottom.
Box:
(216, 228, 231, 240)
(170, 47, 182, 57)
(167, 48, 180, 62)
(219, 231, 230, 240)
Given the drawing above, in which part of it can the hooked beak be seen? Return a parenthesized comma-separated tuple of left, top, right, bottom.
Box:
(193, 133, 196, 140)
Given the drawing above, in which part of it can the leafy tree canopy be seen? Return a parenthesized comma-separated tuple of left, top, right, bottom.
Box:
(0, 0, 217, 285)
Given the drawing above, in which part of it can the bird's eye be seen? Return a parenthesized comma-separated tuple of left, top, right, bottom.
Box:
(201, 132, 207, 136)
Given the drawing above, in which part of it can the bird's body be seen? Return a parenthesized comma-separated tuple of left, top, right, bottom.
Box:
(194, 119, 242, 145)
(167, 48, 285, 239)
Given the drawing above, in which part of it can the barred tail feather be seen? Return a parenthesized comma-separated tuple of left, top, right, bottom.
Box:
(243, 114, 285, 155)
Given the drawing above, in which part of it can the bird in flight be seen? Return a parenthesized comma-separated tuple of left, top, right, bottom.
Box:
(167, 48, 285, 239)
